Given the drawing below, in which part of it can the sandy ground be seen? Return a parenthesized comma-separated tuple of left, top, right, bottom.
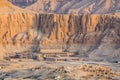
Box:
(0, 59, 120, 80)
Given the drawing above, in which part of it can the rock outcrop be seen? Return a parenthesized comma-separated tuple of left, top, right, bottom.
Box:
(0, 0, 120, 60)
(0, 0, 36, 59)
(0, 12, 120, 60)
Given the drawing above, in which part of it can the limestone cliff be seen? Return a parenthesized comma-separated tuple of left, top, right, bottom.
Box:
(0, 12, 120, 60)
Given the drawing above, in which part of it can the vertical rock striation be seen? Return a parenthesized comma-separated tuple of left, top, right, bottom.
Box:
(0, 12, 120, 60)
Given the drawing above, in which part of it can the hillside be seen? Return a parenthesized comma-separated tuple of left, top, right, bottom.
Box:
(9, 0, 37, 8)
(0, 0, 119, 61)
(0, 12, 120, 60)
(26, 0, 120, 14)
(0, 0, 23, 13)
(0, 1, 120, 79)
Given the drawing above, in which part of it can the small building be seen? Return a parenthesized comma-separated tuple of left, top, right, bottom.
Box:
(46, 57, 80, 61)
(42, 52, 69, 58)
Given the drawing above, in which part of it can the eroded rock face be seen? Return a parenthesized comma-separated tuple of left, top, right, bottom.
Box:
(0, 12, 120, 60)
(0, 13, 39, 59)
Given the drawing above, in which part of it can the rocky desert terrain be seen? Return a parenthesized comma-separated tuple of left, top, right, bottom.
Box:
(0, 0, 120, 80)
(26, 0, 120, 14)
(0, 60, 120, 80)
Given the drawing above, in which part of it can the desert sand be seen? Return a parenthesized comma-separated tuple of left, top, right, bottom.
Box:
(0, 59, 120, 80)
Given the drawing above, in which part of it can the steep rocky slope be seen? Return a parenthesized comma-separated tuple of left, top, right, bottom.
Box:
(9, 0, 37, 8)
(0, 0, 24, 13)
(0, 0, 36, 59)
(0, 0, 120, 61)
(34, 14, 120, 61)
(26, 0, 120, 14)
(0, 12, 120, 60)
